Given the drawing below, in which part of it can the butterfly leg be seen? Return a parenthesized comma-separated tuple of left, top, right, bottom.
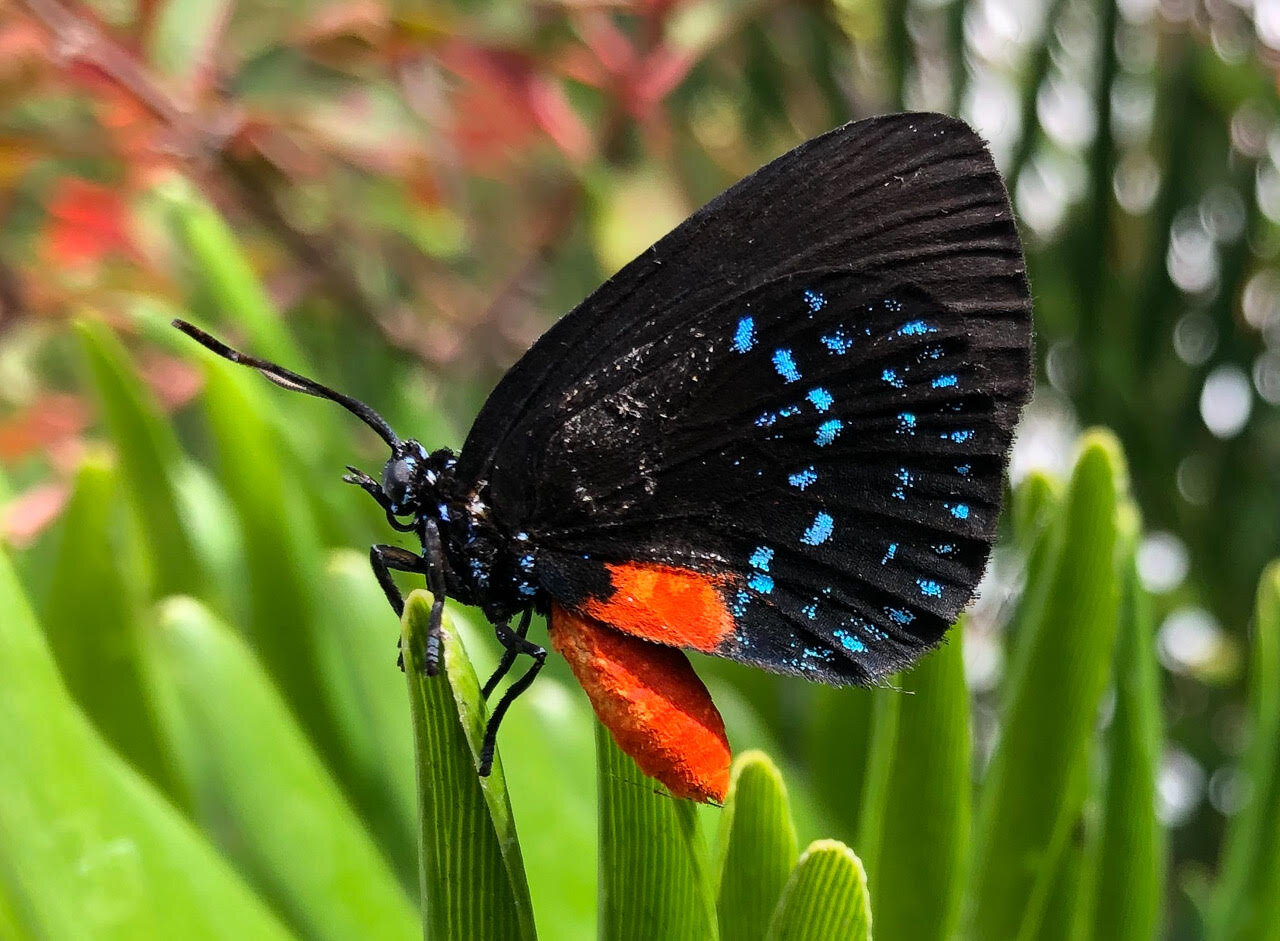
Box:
(369, 542, 445, 675)
(481, 608, 533, 698)
(478, 623, 546, 776)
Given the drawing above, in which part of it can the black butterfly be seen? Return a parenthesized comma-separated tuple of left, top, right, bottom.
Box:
(175, 112, 1031, 802)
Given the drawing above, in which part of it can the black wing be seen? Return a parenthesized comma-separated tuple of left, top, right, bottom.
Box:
(456, 112, 1032, 684)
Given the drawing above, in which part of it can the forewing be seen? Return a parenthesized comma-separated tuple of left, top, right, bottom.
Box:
(457, 113, 1032, 683)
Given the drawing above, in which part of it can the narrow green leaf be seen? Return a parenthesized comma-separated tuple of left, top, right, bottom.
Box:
(156, 176, 304, 365)
(147, 597, 417, 941)
(862, 633, 971, 941)
(76, 320, 204, 599)
(968, 432, 1125, 938)
(765, 840, 872, 941)
(716, 751, 799, 941)
(0, 551, 293, 940)
(805, 685, 877, 837)
(315, 550, 419, 888)
(1088, 535, 1164, 940)
(1209, 560, 1280, 940)
(197, 361, 339, 757)
(402, 590, 537, 941)
(596, 721, 719, 940)
(37, 453, 179, 799)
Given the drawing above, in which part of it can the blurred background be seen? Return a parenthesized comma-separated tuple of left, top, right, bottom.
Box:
(2, 0, 1279, 937)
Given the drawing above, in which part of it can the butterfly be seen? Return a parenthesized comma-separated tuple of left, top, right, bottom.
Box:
(174, 112, 1032, 804)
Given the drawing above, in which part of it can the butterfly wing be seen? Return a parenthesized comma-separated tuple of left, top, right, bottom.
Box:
(457, 112, 1031, 684)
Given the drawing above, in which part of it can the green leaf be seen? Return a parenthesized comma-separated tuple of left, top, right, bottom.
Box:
(146, 596, 417, 941)
(1209, 560, 1280, 940)
(765, 840, 872, 941)
(402, 590, 537, 941)
(716, 751, 799, 941)
(596, 721, 719, 940)
(804, 685, 877, 837)
(76, 320, 204, 599)
(156, 176, 305, 366)
(968, 432, 1125, 939)
(314, 550, 419, 888)
(1087, 529, 1164, 940)
(146, 0, 232, 93)
(0, 550, 293, 940)
(196, 360, 340, 758)
(37, 453, 180, 800)
(861, 632, 971, 941)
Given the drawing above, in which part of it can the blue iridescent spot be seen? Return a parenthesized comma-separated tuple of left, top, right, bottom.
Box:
(833, 628, 866, 653)
(882, 368, 905, 388)
(815, 419, 843, 446)
(773, 348, 801, 382)
(518, 553, 535, 571)
(437, 502, 451, 522)
(948, 503, 971, 520)
(921, 345, 945, 360)
(807, 387, 834, 412)
(821, 329, 854, 355)
(884, 297, 903, 312)
(956, 464, 971, 476)
(733, 315, 756, 353)
(801, 511, 835, 546)
(886, 606, 915, 626)
(882, 543, 897, 565)
(917, 579, 943, 598)
(892, 467, 914, 500)
(932, 374, 957, 389)
(896, 412, 917, 434)
(749, 546, 774, 571)
(804, 289, 827, 313)
(731, 589, 751, 618)
(898, 320, 937, 337)
(518, 581, 538, 597)
(801, 602, 818, 619)
(789, 467, 818, 490)
(945, 430, 974, 443)
(934, 543, 956, 556)
(747, 572, 774, 594)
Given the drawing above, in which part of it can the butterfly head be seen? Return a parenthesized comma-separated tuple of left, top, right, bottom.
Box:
(380, 442, 456, 518)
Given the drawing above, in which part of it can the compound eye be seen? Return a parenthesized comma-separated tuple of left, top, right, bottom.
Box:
(381, 457, 415, 510)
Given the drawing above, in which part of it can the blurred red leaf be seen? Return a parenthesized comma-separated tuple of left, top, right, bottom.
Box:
(2, 482, 70, 548)
(0, 393, 91, 463)
(42, 177, 135, 267)
(138, 351, 202, 411)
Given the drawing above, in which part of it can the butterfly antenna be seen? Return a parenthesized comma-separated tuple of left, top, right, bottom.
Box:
(172, 320, 400, 449)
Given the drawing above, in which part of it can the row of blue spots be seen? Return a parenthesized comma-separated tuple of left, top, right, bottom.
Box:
(832, 628, 866, 653)
(804, 289, 827, 313)
(934, 543, 956, 556)
(801, 601, 818, 619)
(517, 552, 537, 596)
(801, 511, 835, 546)
(820, 329, 854, 355)
(892, 466, 914, 500)
(946, 503, 971, 520)
(931, 374, 957, 389)
(468, 556, 490, 588)
(731, 590, 750, 619)
(896, 412, 917, 435)
(917, 578, 943, 598)
(885, 606, 915, 626)
(881, 367, 905, 389)
(773, 348, 801, 382)
(956, 464, 971, 476)
(749, 546, 774, 571)
(755, 404, 801, 427)
(815, 419, 843, 446)
(733, 315, 756, 353)
(807, 387, 834, 412)
(789, 466, 818, 490)
(897, 319, 937, 337)
(944, 429, 974, 443)
(881, 542, 898, 565)
(747, 572, 774, 594)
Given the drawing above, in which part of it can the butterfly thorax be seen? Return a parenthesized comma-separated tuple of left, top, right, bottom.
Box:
(417, 464, 539, 623)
